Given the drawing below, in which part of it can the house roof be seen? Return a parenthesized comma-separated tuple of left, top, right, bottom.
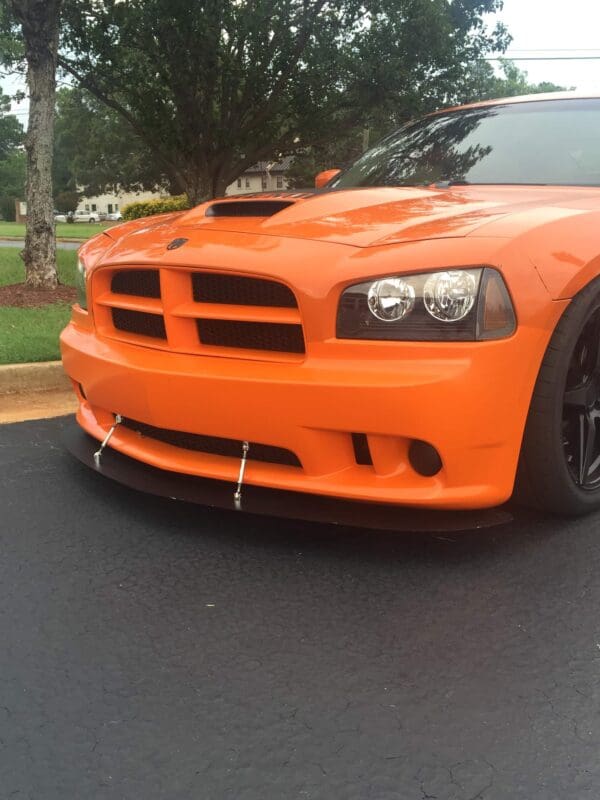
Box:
(244, 157, 294, 175)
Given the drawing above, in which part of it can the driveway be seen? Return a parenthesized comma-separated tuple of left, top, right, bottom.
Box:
(1, 417, 599, 799)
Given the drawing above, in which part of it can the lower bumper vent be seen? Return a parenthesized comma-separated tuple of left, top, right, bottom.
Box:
(122, 418, 302, 468)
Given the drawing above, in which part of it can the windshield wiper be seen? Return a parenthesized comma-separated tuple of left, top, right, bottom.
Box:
(431, 179, 471, 188)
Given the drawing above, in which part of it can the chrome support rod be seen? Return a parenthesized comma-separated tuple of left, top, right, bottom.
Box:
(93, 414, 123, 468)
(234, 441, 250, 509)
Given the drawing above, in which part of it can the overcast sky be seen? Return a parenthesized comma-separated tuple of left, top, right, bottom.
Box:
(3, 0, 600, 125)
(489, 0, 600, 90)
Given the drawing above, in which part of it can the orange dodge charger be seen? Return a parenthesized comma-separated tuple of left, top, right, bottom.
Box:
(61, 94, 600, 523)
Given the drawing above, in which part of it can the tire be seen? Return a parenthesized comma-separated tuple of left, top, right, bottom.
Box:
(89, 217, 96, 223)
(516, 277, 600, 515)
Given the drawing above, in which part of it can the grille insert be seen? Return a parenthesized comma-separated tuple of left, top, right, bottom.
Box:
(192, 273, 297, 308)
(111, 269, 161, 298)
(197, 319, 305, 353)
(122, 418, 301, 467)
(112, 308, 166, 339)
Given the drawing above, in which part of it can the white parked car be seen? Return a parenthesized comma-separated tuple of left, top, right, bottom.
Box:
(106, 211, 123, 221)
(54, 210, 100, 223)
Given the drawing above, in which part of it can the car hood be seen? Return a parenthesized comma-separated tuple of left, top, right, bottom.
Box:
(104, 185, 600, 251)
(188, 185, 600, 246)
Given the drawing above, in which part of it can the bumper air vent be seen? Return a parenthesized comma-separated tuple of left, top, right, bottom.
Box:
(122, 418, 302, 467)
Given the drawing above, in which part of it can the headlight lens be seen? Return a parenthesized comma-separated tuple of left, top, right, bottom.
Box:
(368, 278, 415, 321)
(76, 257, 88, 310)
(423, 270, 477, 322)
(337, 267, 516, 341)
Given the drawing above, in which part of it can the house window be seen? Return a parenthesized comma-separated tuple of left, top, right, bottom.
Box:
(261, 177, 267, 190)
(276, 176, 283, 189)
(115, 204, 119, 211)
(245, 177, 250, 188)
(91, 204, 97, 212)
(108, 204, 113, 214)
(85, 204, 90, 211)
(237, 178, 242, 188)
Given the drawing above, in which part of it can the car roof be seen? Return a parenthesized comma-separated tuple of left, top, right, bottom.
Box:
(436, 91, 600, 116)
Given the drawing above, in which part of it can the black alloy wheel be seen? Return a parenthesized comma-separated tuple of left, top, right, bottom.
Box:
(562, 307, 600, 490)
(517, 282, 600, 515)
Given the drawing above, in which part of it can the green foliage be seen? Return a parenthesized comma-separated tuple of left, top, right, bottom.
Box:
(288, 59, 570, 189)
(53, 87, 171, 196)
(0, 88, 25, 220)
(54, 189, 79, 213)
(122, 195, 190, 221)
(459, 59, 569, 105)
(60, 0, 510, 202)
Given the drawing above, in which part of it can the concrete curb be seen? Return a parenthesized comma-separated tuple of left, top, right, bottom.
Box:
(0, 361, 70, 396)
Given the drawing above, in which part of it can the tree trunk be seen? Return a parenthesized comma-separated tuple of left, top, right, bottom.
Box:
(11, 0, 62, 290)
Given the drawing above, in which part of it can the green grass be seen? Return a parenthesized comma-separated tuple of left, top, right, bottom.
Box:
(0, 220, 115, 240)
(0, 248, 78, 287)
(0, 248, 78, 364)
(0, 305, 73, 363)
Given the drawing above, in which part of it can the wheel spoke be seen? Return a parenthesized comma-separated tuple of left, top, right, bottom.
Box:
(564, 384, 589, 408)
(579, 411, 597, 485)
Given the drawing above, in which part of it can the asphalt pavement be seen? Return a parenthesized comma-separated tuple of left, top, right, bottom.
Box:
(0, 239, 80, 249)
(2, 417, 600, 799)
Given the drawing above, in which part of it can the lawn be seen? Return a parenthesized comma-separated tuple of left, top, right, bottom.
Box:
(0, 248, 77, 364)
(0, 221, 115, 240)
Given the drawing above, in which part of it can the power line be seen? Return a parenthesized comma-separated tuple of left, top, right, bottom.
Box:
(486, 56, 600, 61)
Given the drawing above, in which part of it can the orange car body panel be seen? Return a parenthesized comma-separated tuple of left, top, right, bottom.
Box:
(61, 167, 600, 510)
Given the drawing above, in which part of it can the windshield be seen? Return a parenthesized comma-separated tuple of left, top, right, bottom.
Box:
(330, 99, 600, 189)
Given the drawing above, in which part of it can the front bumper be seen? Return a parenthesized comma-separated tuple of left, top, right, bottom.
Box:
(64, 421, 512, 531)
(60, 306, 554, 511)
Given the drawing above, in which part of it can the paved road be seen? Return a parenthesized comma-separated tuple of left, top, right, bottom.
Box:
(0, 239, 80, 250)
(2, 417, 600, 799)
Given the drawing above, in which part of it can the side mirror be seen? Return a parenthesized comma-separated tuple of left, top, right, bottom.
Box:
(315, 168, 341, 189)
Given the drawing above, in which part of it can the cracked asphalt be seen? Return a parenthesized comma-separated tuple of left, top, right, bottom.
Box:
(2, 417, 600, 799)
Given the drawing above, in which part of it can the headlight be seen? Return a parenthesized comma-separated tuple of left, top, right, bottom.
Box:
(76, 257, 88, 310)
(337, 267, 516, 341)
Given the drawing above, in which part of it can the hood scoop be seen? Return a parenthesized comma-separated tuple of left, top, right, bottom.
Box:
(206, 199, 294, 218)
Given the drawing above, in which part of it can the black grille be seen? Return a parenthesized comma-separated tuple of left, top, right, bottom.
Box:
(112, 308, 166, 339)
(122, 418, 301, 467)
(197, 319, 305, 353)
(111, 270, 161, 298)
(192, 273, 297, 308)
(206, 200, 293, 217)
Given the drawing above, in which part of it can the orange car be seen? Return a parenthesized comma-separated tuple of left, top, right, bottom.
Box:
(61, 93, 600, 523)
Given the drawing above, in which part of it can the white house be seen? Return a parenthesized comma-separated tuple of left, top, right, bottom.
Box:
(77, 158, 293, 213)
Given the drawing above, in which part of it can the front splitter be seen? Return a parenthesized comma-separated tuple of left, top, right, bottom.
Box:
(63, 418, 512, 532)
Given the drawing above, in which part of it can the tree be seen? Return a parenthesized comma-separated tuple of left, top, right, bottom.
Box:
(2, 0, 62, 289)
(59, 0, 509, 204)
(287, 58, 569, 189)
(54, 189, 78, 213)
(459, 58, 569, 104)
(53, 87, 171, 197)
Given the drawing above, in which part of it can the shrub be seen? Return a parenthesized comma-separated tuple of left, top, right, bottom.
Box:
(122, 195, 190, 221)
